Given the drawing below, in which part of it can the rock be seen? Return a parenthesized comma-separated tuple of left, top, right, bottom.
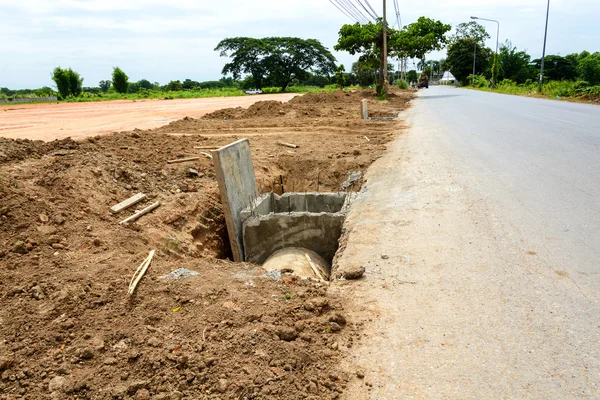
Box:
(328, 313, 346, 326)
(147, 337, 162, 348)
(78, 348, 94, 360)
(0, 207, 9, 216)
(104, 357, 118, 365)
(277, 327, 298, 342)
(222, 301, 241, 312)
(329, 322, 342, 332)
(216, 378, 228, 393)
(356, 370, 365, 379)
(188, 168, 199, 177)
(91, 168, 103, 177)
(127, 380, 149, 396)
(308, 381, 319, 394)
(353, 149, 361, 156)
(336, 264, 365, 280)
(31, 286, 45, 300)
(303, 297, 329, 312)
(49, 376, 66, 392)
(381, 254, 389, 259)
(12, 241, 27, 254)
(90, 336, 105, 352)
(93, 238, 102, 247)
(0, 356, 12, 371)
(53, 215, 66, 225)
(171, 391, 184, 400)
(39, 214, 49, 223)
(52, 243, 65, 250)
(86, 225, 93, 231)
(136, 388, 150, 400)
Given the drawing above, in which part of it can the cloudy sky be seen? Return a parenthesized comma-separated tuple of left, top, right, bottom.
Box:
(0, 0, 597, 89)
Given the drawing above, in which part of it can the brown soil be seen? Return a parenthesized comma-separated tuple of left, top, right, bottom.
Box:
(0, 89, 412, 399)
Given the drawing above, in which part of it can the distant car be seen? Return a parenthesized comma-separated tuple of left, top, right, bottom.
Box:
(417, 80, 429, 89)
(245, 89, 263, 95)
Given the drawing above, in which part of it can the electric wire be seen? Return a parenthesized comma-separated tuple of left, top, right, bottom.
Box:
(340, 0, 370, 23)
(328, 0, 358, 22)
(355, 0, 377, 21)
(334, 0, 365, 23)
(362, 0, 379, 19)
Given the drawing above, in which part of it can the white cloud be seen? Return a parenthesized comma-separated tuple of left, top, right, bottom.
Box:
(0, 0, 598, 88)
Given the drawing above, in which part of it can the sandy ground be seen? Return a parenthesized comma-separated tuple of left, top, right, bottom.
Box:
(0, 94, 297, 141)
(336, 90, 599, 398)
(0, 90, 413, 399)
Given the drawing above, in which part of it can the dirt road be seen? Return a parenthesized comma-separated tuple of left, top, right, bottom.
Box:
(336, 88, 600, 398)
(0, 94, 297, 141)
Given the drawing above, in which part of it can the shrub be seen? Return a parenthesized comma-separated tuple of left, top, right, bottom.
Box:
(396, 79, 409, 89)
(467, 74, 489, 88)
(112, 67, 129, 94)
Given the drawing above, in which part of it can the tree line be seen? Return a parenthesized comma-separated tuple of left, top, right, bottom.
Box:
(443, 21, 600, 88)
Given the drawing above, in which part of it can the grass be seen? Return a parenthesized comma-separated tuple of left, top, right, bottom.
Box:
(465, 76, 600, 104)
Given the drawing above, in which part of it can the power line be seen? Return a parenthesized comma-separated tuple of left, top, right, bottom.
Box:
(355, 0, 377, 21)
(362, 0, 379, 19)
(334, 0, 364, 23)
(328, 0, 358, 22)
(341, 0, 370, 23)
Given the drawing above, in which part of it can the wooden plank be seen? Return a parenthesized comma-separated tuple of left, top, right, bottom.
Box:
(212, 139, 258, 262)
(119, 202, 161, 225)
(194, 146, 217, 150)
(110, 193, 147, 214)
(278, 141, 298, 149)
(167, 157, 200, 164)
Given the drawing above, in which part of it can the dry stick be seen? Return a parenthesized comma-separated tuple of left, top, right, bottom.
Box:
(200, 152, 213, 160)
(119, 202, 161, 225)
(278, 141, 298, 149)
(167, 157, 200, 164)
(364, 136, 370, 142)
(193, 146, 217, 150)
(317, 170, 320, 192)
(128, 250, 155, 296)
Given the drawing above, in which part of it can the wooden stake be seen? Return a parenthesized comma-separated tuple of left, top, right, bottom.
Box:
(128, 250, 155, 296)
(119, 202, 160, 225)
(167, 157, 200, 164)
(278, 141, 298, 149)
(110, 193, 146, 214)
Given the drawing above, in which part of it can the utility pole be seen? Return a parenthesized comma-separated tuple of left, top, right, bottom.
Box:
(539, 0, 550, 92)
(382, 0, 388, 94)
(472, 41, 477, 86)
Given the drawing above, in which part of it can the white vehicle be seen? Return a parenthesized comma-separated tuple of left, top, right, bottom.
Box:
(244, 88, 263, 95)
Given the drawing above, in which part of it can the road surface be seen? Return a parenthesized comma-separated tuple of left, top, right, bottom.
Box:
(0, 93, 297, 141)
(338, 87, 600, 398)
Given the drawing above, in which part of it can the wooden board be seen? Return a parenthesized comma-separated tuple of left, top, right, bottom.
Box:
(212, 139, 258, 262)
(110, 193, 147, 214)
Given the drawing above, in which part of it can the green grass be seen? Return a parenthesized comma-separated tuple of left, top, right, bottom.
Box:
(65, 87, 246, 102)
(465, 76, 600, 103)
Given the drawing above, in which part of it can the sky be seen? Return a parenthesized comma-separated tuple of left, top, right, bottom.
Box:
(1, 0, 598, 89)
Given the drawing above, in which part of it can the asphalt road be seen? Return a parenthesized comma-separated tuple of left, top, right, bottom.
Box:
(339, 87, 600, 398)
(423, 87, 600, 299)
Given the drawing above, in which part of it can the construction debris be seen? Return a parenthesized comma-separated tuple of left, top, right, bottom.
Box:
(119, 202, 161, 225)
(110, 193, 147, 214)
(128, 250, 155, 295)
(167, 157, 200, 164)
(278, 141, 298, 149)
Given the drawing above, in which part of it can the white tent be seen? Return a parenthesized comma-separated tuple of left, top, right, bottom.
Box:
(440, 71, 456, 85)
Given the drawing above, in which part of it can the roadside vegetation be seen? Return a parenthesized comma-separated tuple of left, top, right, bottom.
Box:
(442, 21, 600, 102)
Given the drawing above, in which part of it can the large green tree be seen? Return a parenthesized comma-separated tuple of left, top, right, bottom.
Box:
(445, 22, 491, 84)
(577, 53, 600, 85)
(112, 67, 129, 94)
(531, 55, 577, 81)
(335, 17, 450, 95)
(51, 67, 83, 98)
(215, 37, 336, 92)
(497, 41, 532, 84)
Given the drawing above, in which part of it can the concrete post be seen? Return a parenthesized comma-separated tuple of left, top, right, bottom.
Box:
(361, 99, 369, 120)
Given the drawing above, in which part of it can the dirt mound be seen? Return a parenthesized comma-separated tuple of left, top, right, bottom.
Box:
(0, 137, 79, 164)
(289, 92, 353, 105)
(203, 107, 245, 120)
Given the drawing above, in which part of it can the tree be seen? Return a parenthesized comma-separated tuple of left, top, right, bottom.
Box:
(577, 53, 600, 85)
(351, 61, 377, 87)
(335, 17, 450, 95)
(182, 79, 200, 89)
(216, 37, 336, 92)
(497, 41, 532, 84)
(531, 55, 577, 81)
(335, 65, 346, 88)
(166, 80, 183, 91)
(446, 40, 492, 84)
(112, 67, 129, 94)
(453, 21, 490, 44)
(407, 70, 418, 84)
(138, 79, 153, 90)
(99, 80, 112, 93)
(52, 67, 83, 98)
